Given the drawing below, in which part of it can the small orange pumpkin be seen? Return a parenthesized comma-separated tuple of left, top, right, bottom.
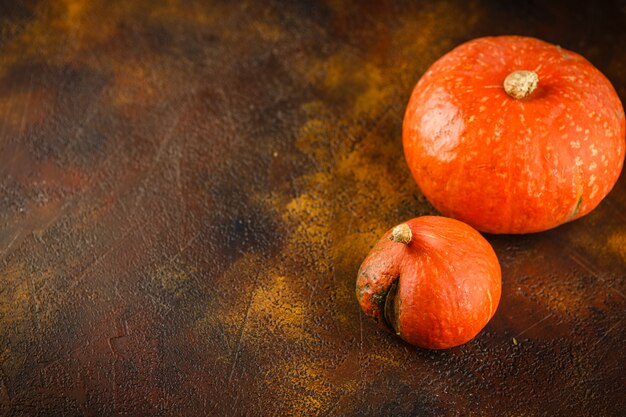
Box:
(356, 216, 501, 349)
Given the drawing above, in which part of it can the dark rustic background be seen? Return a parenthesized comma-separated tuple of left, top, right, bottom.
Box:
(0, 1, 624, 416)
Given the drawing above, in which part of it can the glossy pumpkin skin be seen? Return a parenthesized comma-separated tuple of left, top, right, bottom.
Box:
(356, 216, 501, 350)
(403, 36, 625, 234)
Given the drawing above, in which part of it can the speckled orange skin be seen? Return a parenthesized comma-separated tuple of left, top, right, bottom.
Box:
(356, 217, 501, 350)
(403, 36, 626, 234)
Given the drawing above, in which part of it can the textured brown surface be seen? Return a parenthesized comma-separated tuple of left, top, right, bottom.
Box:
(0, 1, 624, 416)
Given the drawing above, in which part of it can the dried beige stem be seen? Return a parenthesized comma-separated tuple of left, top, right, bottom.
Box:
(504, 70, 538, 99)
(389, 224, 412, 244)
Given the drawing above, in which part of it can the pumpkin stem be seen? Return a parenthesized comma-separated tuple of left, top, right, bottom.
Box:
(389, 224, 412, 244)
(503, 70, 538, 99)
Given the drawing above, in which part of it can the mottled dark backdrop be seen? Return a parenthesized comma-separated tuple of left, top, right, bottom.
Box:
(0, 1, 624, 416)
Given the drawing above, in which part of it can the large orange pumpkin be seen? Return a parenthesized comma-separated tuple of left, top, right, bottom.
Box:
(403, 36, 625, 234)
(356, 216, 501, 349)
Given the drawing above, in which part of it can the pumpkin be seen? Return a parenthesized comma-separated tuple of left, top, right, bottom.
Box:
(403, 36, 625, 234)
(355, 216, 501, 349)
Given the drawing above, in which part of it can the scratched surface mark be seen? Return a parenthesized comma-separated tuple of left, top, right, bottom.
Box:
(0, 1, 624, 416)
